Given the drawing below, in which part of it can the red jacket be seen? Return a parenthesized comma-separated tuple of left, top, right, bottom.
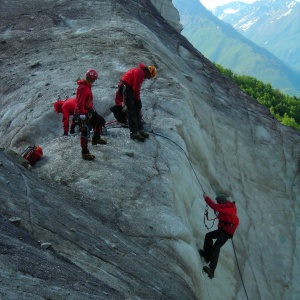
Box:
(54, 98, 76, 133)
(121, 63, 147, 101)
(76, 80, 94, 114)
(204, 195, 239, 236)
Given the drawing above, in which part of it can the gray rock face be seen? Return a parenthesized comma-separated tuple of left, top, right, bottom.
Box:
(0, 0, 299, 300)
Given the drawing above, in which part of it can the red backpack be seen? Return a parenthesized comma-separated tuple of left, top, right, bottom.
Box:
(22, 145, 43, 165)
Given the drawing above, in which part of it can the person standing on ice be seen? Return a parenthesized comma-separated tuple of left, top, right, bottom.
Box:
(53, 97, 77, 136)
(114, 63, 157, 142)
(75, 69, 107, 160)
(199, 193, 239, 279)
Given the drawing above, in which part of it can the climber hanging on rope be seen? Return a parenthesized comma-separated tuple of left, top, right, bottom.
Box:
(199, 192, 239, 279)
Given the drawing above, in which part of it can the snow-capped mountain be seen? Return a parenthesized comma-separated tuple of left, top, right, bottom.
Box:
(173, 0, 300, 96)
(213, 0, 300, 72)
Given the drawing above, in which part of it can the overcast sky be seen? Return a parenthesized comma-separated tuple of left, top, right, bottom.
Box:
(200, 0, 300, 10)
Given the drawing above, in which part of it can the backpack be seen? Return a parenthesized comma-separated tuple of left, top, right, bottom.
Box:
(22, 145, 43, 165)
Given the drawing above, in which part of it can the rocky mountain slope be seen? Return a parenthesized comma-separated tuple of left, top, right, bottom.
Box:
(214, 0, 300, 73)
(151, 0, 183, 32)
(0, 0, 299, 299)
(173, 0, 300, 97)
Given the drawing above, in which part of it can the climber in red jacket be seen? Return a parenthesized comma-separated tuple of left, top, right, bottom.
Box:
(113, 63, 157, 142)
(53, 98, 77, 136)
(199, 193, 239, 279)
(75, 69, 107, 160)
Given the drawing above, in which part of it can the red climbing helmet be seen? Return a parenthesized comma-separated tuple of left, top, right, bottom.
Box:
(86, 69, 98, 81)
(53, 100, 63, 113)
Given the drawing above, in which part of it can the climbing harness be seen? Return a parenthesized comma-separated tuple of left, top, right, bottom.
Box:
(204, 204, 218, 230)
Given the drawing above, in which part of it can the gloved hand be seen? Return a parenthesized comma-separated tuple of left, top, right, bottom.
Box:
(79, 115, 86, 120)
(203, 192, 206, 198)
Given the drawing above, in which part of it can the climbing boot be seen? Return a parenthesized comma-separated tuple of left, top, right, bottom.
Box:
(139, 130, 149, 138)
(81, 148, 95, 160)
(203, 266, 214, 279)
(82, 152, 95, 160)
(92, 137, 107, 145)
(130, 132, 145, 142)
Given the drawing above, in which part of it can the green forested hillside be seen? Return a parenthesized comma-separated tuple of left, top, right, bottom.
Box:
(216, 64, 300, 131)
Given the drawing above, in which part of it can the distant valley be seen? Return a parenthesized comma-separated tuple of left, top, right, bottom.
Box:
(173, 0, 300, 97)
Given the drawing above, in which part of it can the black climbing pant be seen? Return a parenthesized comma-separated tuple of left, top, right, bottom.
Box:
(123, 85, 143, 133)
(203, 228, 232, 270)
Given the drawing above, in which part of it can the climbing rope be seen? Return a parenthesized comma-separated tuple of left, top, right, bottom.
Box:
(102, 120, 128, 135)
(151, 130, 205, 192)
(232, 239, 250, 300)
(151, 129, 250, 299)
(105, 120, 118, 126)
